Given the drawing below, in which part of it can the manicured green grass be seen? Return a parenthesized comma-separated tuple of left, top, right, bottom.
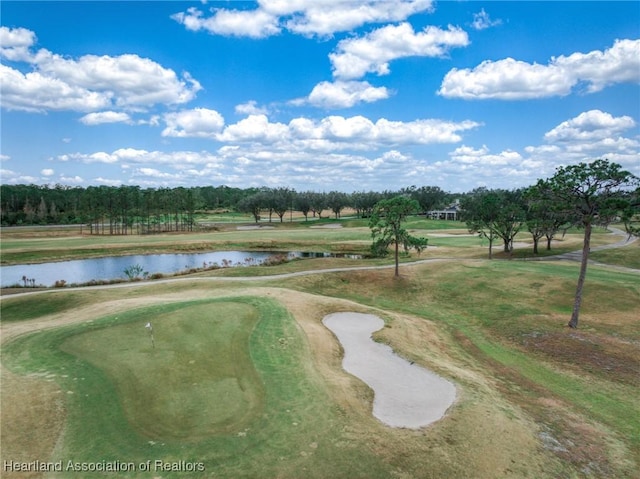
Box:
(2, 296, 392, 478)
(61, 302, 264, 440)
(590, 242, 640, 269)
(0, 292, 88, 321)
(404, 219, 465, 230)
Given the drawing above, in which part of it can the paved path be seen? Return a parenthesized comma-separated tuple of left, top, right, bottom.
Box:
(535, 227, 639, 274)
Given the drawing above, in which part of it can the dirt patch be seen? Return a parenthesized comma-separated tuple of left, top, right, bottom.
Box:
(522, 330, 640, 387)
(453, 330, 622, 477)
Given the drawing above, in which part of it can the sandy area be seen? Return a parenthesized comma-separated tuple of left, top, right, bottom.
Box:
(236, 225, 275, 230)
(322, 312, 456, 429)
(310, 223, 343, 229)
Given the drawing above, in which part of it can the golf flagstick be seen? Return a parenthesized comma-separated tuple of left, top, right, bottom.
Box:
(145, 322, 154, 349)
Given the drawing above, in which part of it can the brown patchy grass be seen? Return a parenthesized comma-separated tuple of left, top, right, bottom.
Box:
(521, 329, 640, 387)
(0, 369, 66, 479)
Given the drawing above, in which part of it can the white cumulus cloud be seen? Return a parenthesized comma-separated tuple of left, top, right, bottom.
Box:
(305, 80, 390, 108)
(544, 110, 636, 143)
(439, 38, 640, 100)
(471, 9, 502, 31)
(0, 26, 37, 61)
(217, 114, 289, 143)
(161, 111, 480, 149)
(162, 108, 226, 139)
(330, 23, 469, 80)
(80, 111, 132, 125)
(235, 100, 269, 116)
(0, 27, 202, 112)
(171, 7, 280, 39)
(0, 64, 112, 112)
(171, 0, 434, 38)
(280, 0, 434, 37)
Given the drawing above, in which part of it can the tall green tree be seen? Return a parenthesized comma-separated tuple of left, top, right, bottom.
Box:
(352, 190, 382, 218)
(404, 185, 448, 212)
(621, 186, 640, 237)
(295, 191, 313, 221)
(327, 191, 349, 219)
(461, 188, 525, 258)
(309, 192, 327, 219)
(524, 183, 572, 254)
(369, 196, 426, 277)
(237, 193, 263, 223)
(272, 187, 294, 223)
(540, 159, 638, 328)
(461, 188, 499, 258)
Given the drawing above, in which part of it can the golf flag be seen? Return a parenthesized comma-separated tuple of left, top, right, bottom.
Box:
(145, 322, 155, 349)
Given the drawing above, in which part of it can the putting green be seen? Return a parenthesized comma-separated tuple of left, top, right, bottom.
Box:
(61, 302, 264, 440)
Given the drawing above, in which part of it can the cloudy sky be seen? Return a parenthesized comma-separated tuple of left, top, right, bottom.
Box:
(1, 1, 638, 192)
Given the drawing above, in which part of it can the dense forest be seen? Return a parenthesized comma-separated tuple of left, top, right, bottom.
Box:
(0, 184, 259, 232)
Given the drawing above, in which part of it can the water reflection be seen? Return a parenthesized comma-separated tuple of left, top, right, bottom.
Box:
(1, 251, 362, 287)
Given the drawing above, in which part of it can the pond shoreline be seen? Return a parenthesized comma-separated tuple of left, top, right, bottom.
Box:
(0, 250, 365, 289)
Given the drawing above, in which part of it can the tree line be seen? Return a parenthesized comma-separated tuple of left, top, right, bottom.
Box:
(0, 184, 258, 233)
(0, 184, 452, 231)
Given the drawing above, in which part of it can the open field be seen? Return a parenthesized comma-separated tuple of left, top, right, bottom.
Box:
(1, 220, 639, 478)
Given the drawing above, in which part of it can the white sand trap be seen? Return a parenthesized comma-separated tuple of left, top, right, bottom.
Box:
(310, 223, 342, 229)
(323, 312, 456, 429)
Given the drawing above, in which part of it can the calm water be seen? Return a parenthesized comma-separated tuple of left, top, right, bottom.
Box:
(0, 251, 351, 287)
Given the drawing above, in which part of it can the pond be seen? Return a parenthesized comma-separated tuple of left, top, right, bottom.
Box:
(0, 251, 359, 288)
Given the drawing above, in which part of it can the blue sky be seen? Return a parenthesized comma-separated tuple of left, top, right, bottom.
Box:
(1, 1, 639, 193)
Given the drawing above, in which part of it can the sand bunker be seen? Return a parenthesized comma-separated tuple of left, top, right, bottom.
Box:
(310, 223, 343, 229)
(323, 312, 456, 429)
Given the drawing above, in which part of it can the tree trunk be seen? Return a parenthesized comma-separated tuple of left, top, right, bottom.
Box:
(546, 236, 553, 250)
(394, 238, 399, 277)
(533, 236, 539, 255)
(569, 221, 591, 328)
